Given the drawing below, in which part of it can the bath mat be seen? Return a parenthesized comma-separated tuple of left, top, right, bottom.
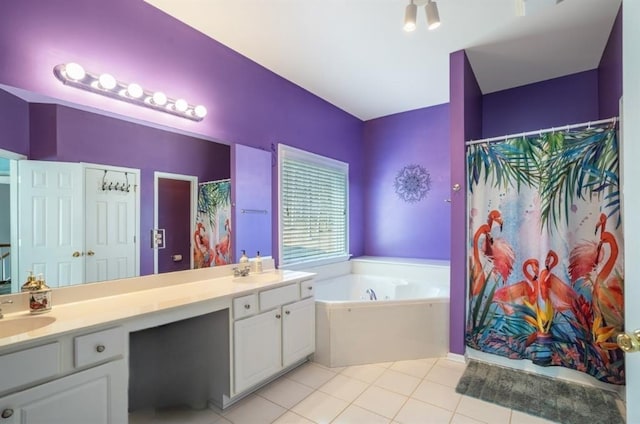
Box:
(455, 360, 624, 424)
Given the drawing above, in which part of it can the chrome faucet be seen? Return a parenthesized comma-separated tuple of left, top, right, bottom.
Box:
(0, 299, 13, 319)
(365, 288, 377, 301)
(233, 267, 250, 277)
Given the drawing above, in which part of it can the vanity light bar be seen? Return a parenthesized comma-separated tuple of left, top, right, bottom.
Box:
(53, 63, 207, 122)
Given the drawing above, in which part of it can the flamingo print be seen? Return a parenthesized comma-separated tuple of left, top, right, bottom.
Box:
(538, 250, 575, 313)
(470, 210, 515, 296)
(569, 213, 624, 329)
(493, 258, 538, 314)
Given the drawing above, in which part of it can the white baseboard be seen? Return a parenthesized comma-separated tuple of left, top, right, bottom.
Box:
(446, 352, 466, 363)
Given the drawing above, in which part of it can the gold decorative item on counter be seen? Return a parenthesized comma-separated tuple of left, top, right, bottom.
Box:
(21, 272, 52, 314)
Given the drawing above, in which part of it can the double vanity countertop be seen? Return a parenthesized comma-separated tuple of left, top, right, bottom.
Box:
(0, 265, 315, 351)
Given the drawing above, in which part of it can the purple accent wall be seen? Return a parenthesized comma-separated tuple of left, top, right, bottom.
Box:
(157, 179, 191, 274)
(598, 6, 622, 119)
(482, 70, 599, 138)
(0, 0, 364, 266)
(29, 104, 58, 160)
(0, 90, 29, 156)
(362, 104, 450, 259)
(449, 50, 483, 355)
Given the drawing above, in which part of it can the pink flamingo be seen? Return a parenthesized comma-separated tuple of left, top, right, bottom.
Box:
(569, 213, 624, 329)
(494, 258, 539, 314)
(470, 210, 515, 296)
(538, 250, 575, 312)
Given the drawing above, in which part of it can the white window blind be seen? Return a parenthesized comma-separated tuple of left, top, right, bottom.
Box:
(278, 144, 349, 267)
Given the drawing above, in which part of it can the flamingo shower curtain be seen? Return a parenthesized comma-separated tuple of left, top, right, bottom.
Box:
(466, 123, 625, 385)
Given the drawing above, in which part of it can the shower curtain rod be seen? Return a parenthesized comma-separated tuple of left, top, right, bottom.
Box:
(465, 116, 618, 146)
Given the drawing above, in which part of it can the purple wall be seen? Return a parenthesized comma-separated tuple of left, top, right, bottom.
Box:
(449, 51, 483, 355)
(362, 104, 450, 259)
(482, 70, 599, 138)
(598, 6, 622, 119)
(0, 0, 364, 265)
(0, 90, 29, 156)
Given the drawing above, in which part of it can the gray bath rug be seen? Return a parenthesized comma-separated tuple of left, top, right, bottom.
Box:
(455, 360, 624, 424)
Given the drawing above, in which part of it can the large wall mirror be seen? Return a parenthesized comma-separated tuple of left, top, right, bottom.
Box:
(0, 85, 237, 294)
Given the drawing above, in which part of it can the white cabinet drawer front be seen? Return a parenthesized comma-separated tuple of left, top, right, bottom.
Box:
(233, 294, 258, 320)
(300, 279, 314, 298)
(74, 327, 125, 368)
(0, 343, 61, 393)
(259, 284, 299, 311)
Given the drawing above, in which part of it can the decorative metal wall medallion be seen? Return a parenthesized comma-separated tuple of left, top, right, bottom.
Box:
(394, 164, 431, 203)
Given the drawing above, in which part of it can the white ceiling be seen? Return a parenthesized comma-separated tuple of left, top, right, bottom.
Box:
(144, 0, 621, 121)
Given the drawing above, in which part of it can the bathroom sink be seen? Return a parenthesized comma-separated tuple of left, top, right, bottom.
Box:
(233, 271, 281, 284)
(0, 316, 56, 339)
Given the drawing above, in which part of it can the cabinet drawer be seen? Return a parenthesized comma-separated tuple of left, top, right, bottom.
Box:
(300, 279, 314, 298)
(233, 294, 258, 320)
(0, 343, 60, 393)
(74, 327, 125, 368)
(259, 284, 299, 311)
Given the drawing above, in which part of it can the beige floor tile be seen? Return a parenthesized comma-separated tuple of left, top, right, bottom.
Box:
(455, 396, 511, 424)
(353, 385, 408, 419)
(374, 369, 421, 396)
(271, 411, 315, 424)
(285, 362, 337, 389)
(311, 361, 346, 373)
(317, 373, 369, 402)
(436, 357, 467, 371)
(340, 363, 386, 383)
(332, 404, 391, 424)
(411, 379, 462, 411)
(257, 377, 314, 409)
(394, 398, 453, 424)
(424, 362, 465, 388)
(389, 359, 435, 378)
(222, 395, 286, 424)
(290, 390, 349, 424)
(510, 410, 559, 424)
(450, 413, 486, 424)
(376, 361, 395, 368)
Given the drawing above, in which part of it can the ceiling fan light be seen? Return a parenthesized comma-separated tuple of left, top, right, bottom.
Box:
(403, 2, 417, 32)
(426, 1, 440, 30)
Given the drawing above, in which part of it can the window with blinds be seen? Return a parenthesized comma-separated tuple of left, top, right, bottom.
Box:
(278, 144, 349, 267)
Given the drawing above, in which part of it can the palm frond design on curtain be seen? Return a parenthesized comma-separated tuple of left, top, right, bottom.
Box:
(194, 180, 232, 268)
(466, 124, 624, 385)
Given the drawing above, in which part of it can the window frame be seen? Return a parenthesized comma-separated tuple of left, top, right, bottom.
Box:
(277, 144, 350, 269)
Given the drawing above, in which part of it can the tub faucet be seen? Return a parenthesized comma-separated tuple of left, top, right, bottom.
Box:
(0, 299, 13, 319)
(365, 288, 377, 301)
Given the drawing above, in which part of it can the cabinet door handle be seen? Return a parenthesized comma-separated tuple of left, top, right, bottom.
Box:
(96, 344, 106, 353)
(1, 409, 13, 419)
(285, 310, 291, 315)
(275, 314, 281, 319)
(244, 304, 251, 310)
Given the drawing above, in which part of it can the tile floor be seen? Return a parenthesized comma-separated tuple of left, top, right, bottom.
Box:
(129, 357, 559, 424)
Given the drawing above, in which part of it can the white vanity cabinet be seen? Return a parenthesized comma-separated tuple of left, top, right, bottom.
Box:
(0, 327, 127, 424)
(232, 278, 315, 395)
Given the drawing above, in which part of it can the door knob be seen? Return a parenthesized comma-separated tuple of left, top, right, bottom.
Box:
(87, 250, 95, 256)
(72, 251, 82, 257)
(616, 330, 640, 353)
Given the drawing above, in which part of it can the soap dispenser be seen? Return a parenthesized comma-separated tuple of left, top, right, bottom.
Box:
(24, 273, 52, 314)
(254, 251, 263, 274)
(239, 250, 250, 272)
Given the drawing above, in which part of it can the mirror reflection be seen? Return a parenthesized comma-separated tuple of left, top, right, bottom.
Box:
(0, 86, 231, 294)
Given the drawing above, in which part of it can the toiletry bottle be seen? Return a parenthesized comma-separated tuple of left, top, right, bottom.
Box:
(254, 251, 263, 274)
(239, 250, 249, 272)
(21, 271, 39, 292)
(27, 274, 52, 314)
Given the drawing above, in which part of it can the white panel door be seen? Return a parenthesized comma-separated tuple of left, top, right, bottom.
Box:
(622, 2, 639, 421)
(17, 161, 83, 288)
(84, 168, 136, 283)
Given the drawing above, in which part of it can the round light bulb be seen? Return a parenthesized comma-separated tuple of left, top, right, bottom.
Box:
(152, 91, 167, 106)
(174, 99, 188, 112)
(65, 63, 85, 81)
(127, 83, 143, 98)
(98, 73, 117, 90)
(194, 105, 207, 118)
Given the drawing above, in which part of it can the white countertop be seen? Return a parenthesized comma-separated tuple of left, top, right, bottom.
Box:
(0, 267, 314, 350)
